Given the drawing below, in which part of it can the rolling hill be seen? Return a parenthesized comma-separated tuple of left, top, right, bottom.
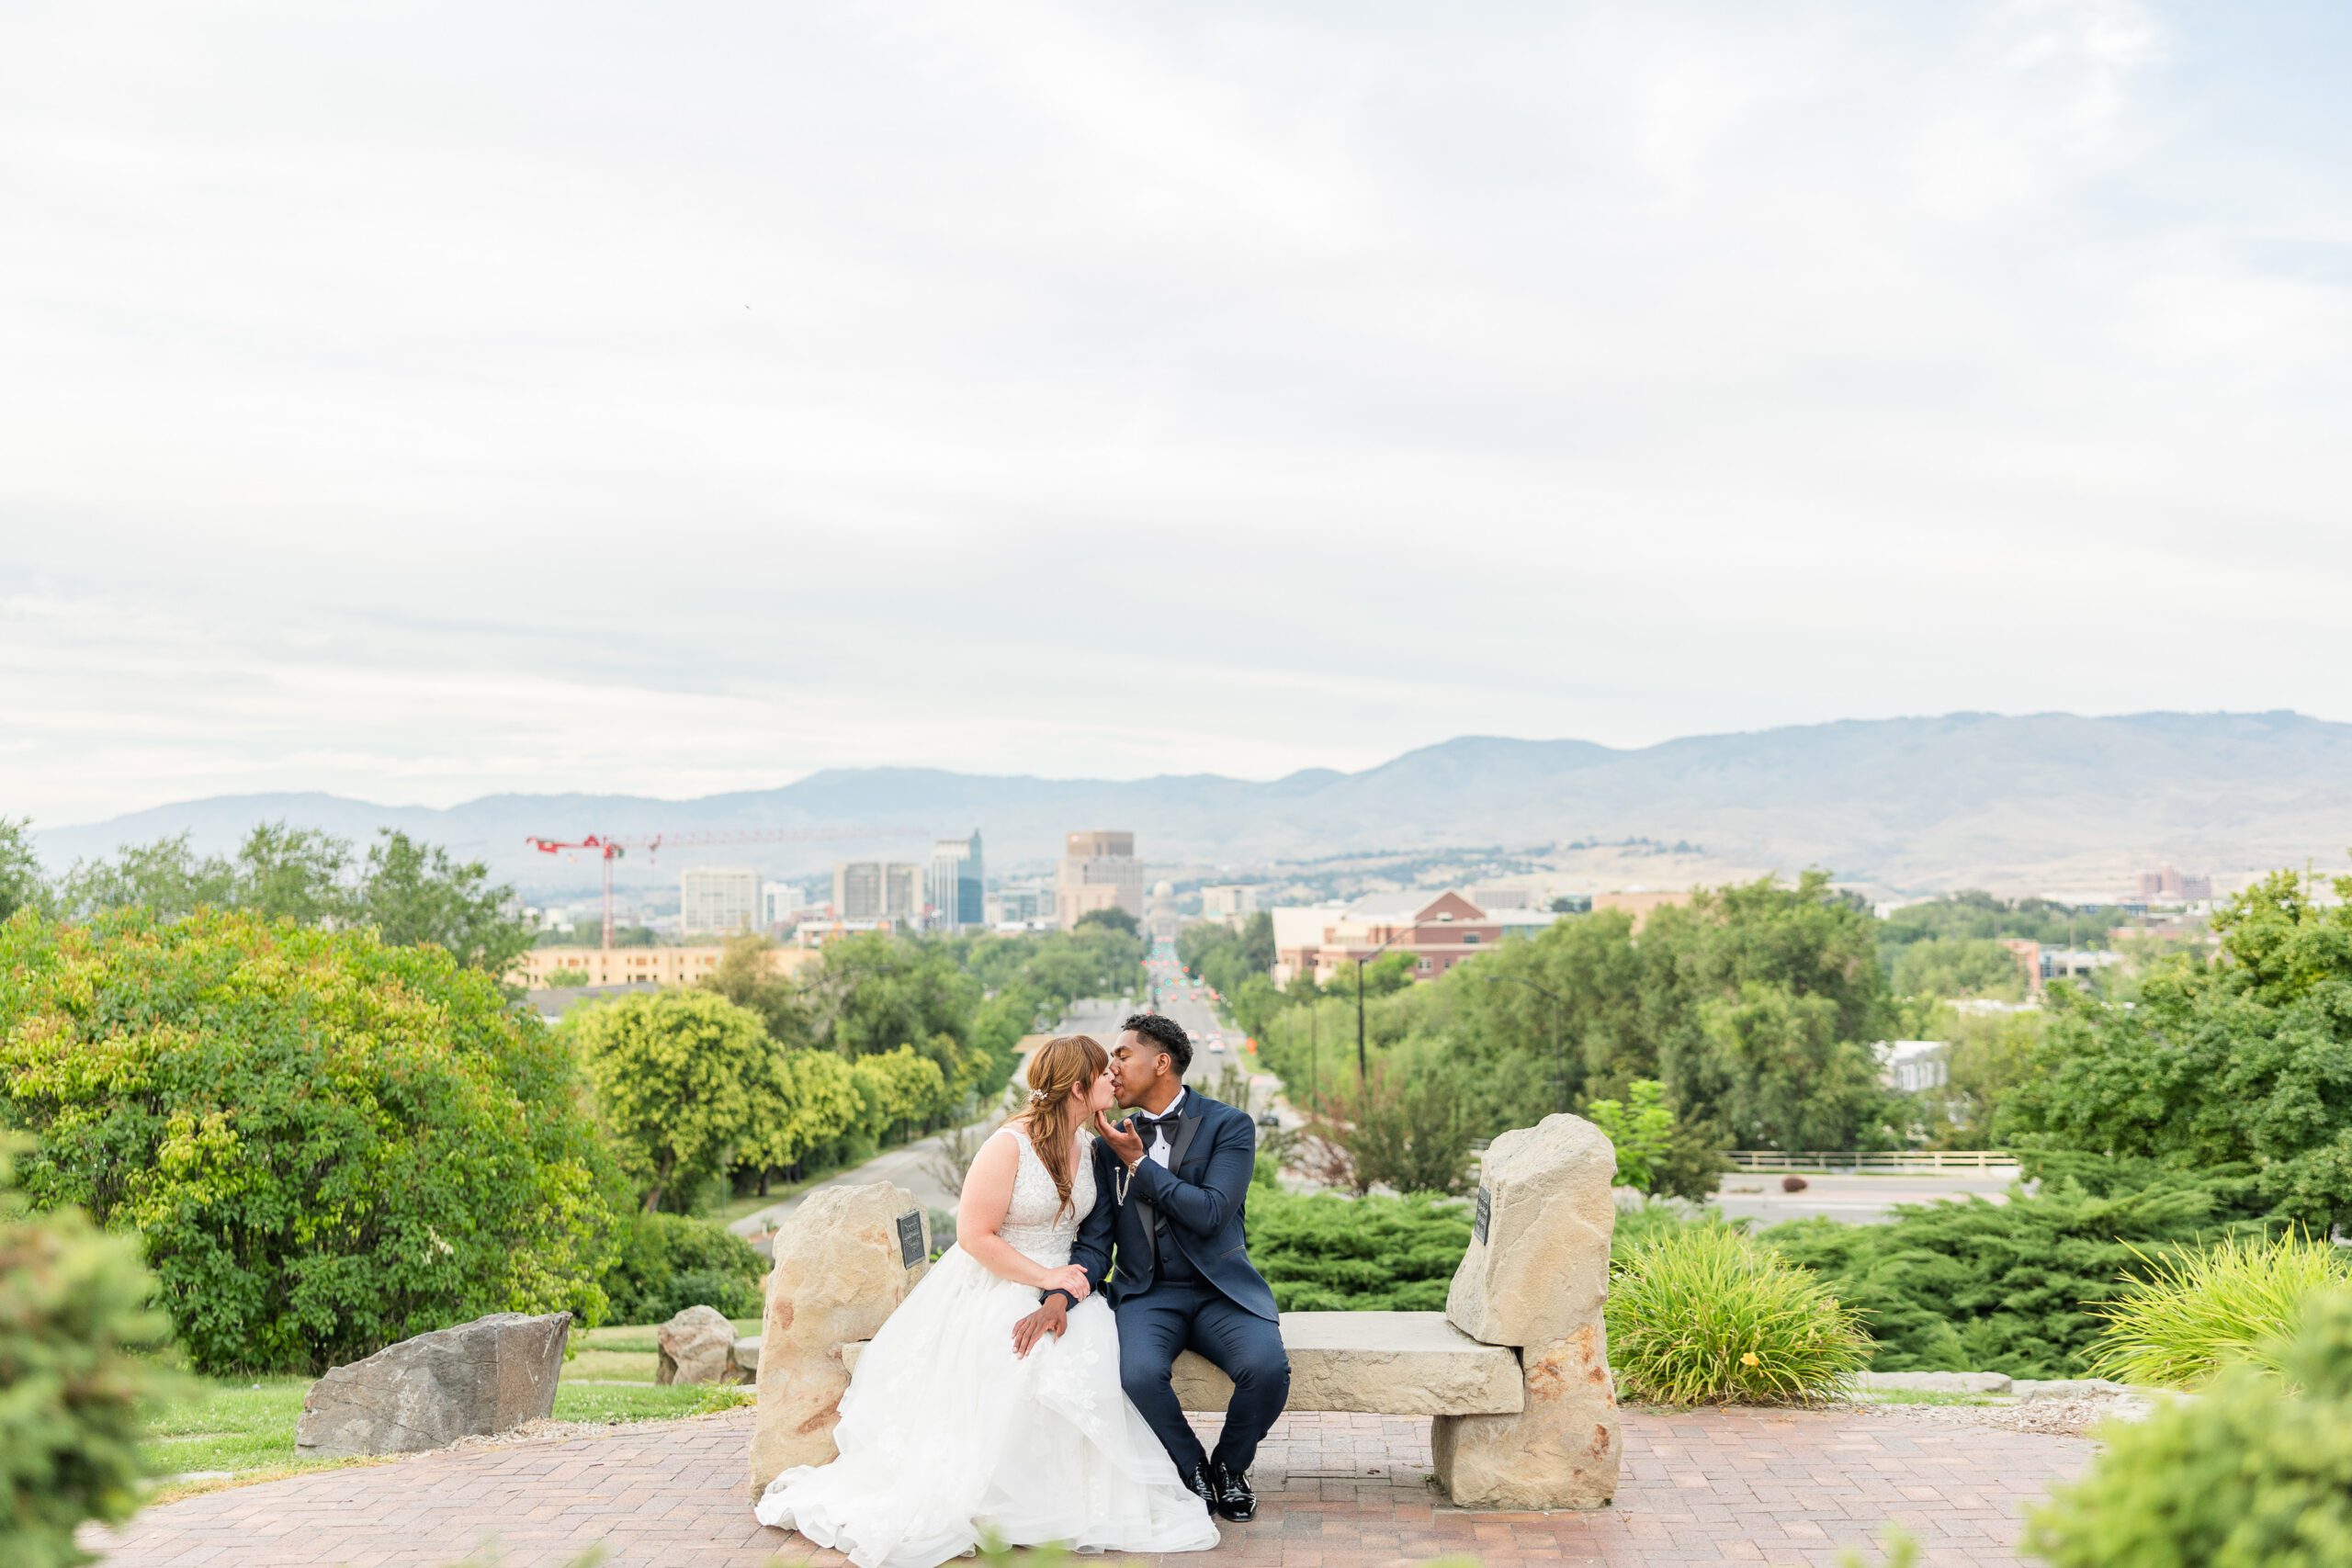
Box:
(31, 711, 2352, 897)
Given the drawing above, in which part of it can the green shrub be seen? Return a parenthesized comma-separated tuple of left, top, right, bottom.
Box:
(2090, 1230, 2352, 1389)
(601, 1213, 765, 1324)
(1765, 1174, 2248, 1378)
(1, 1139, 176, 1568)
(0, 908, 619, 1374)
(2027, 1290, 2352, 1566)
(1606, 1224, 1869, 1405)
(1249, 1189, 1470, 1310)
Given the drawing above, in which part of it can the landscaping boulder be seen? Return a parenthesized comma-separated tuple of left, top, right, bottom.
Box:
(747, 1183, 932, 1494)
(657, 1304, 741, 1386)
(1433, 1113, 1622, 1510)
(295, 1311, 570, 1458)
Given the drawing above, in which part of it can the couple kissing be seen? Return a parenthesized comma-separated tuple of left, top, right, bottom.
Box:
(754, 1013, 1289, 1568)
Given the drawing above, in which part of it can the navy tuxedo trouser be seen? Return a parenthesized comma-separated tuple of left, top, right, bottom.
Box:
(1114, 1281, 1290, 1477)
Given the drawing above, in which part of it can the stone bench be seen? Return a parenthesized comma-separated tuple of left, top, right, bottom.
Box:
(747, 1114, 1622, 1511)
(799, 1309, 1524, 1416)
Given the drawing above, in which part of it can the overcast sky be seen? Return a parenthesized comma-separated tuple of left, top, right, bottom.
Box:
(6, 0, 2350, 827)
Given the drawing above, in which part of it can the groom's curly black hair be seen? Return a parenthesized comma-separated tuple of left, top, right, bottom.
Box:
(1121, 1010, 1192, 1077)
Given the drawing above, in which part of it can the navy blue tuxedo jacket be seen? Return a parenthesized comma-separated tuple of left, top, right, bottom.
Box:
(1068, 1090, 1278, 1322)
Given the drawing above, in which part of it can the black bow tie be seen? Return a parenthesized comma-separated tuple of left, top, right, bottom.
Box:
(1132, 1110, 1180, 1137)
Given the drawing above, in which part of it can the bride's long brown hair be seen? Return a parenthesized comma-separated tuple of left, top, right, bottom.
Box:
(1018, 1033, 1109, 1220)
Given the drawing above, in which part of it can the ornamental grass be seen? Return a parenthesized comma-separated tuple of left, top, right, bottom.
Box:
(1605, 1224, 1871, 1405)
(2089, 1229, 2352, 1390)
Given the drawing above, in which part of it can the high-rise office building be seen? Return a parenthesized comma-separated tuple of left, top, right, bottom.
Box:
(761, 882, 804, 928)
(1056, 830, 1145, 930)
(928, 830, 984, 932)
(832, 861, 925, 924)
(681, 865, 760, 936)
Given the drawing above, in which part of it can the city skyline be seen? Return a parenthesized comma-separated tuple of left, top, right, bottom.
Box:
(8, 3, 2352, 824)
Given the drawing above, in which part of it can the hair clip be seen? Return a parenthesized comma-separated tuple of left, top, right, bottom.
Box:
(1027, 1088, 1049, 1104)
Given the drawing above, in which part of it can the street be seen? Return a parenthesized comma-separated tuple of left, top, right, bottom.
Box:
(1711, 1168, 2017, 1225)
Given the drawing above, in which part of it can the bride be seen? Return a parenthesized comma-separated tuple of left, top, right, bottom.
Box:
(753, 1033, 1221, 1567)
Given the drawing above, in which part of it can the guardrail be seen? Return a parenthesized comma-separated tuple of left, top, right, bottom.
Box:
(1723, 1150, 2019, 1172)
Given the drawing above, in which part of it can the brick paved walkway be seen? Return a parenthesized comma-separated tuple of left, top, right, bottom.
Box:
(89, 1407, 2090, 1567)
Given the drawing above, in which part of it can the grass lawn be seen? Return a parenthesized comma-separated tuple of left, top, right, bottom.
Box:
(144, 1321, 761, 1498)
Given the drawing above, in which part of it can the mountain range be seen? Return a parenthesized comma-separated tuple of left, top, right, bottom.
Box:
(31, 710, 2352, 897)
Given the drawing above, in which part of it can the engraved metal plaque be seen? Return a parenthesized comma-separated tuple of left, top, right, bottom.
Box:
(1473, 1185, 1491, 1245)
(896, 1210, 925, 1268)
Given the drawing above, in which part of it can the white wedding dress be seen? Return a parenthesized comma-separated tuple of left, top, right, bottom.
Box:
(754, 1124, 1221, 1567)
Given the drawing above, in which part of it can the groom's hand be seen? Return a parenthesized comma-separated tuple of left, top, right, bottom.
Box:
(1095, 1110, 1145, 1170)
(1012, 1297, 1067, 1359)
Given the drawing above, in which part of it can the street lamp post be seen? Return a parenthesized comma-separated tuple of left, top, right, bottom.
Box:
(1485, 972, 1570, 1115)
(1354, 914, 1453, 1082)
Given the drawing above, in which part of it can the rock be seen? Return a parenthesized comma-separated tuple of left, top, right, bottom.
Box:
(1859, 1371, 2013, 1394)
(1445, 1112, 1617, 1350)
(1432, 1322, 1623, 1510)
(295, 1312, 570, 1458)
(1434, 1114, 1622, 1510)
(1167, 1312, 1522, 1416)
(657, 1304, 740, 1386)
(747, 1183, 932, 1494)
(731, 1335, 762, 1377)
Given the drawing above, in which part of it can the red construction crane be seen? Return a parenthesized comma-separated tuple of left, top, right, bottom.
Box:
(525, 826, 920, 948)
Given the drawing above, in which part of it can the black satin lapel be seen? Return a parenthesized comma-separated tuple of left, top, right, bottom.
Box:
(1167, 1109, 1204, 1172)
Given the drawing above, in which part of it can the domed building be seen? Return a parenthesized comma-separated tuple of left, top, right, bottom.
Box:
(1145, 878, 1182, 942)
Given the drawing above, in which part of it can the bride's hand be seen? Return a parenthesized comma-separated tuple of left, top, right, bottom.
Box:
(1042, 1264, 1091, 1301)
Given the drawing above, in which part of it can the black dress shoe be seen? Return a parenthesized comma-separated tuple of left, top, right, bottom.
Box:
(1185, 1462, 1218, 1515)
(1211, 1461, 1258, 1522)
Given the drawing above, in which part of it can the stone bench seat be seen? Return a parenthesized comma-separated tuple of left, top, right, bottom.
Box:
(757, 1309, 1522, 1417)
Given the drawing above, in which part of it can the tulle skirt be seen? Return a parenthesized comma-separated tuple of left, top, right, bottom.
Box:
(753, 1245, 1221, 1568)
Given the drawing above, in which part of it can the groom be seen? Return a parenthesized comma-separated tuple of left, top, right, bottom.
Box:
(1011, 1011, 1288, 1522)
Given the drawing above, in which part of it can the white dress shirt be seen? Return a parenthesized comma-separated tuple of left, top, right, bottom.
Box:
(1141, 1088, 1188, 1169)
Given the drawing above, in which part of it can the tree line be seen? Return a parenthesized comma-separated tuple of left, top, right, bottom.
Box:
(0, 817, 1146, 1374)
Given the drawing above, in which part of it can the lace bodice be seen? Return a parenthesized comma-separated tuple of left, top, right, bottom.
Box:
(994, 1123, 1094, 1268)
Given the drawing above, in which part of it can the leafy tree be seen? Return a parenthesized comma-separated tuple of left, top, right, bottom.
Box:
(698, 932, 814, 1047)
(741, 1046, 865, 1179)
(1585, 1079, 1675, 1192)
(0, 908, 616, 1374)
(0, 1137, 176, 1568)
(601, 1212, 766, 1324)
(570, 989, 774, 1213)
(1766, 1173, 2251, 1377)
(850, 1045, 950, 1143)
(2000, 869, 2352, 1233)
(347, 829, 532, 977)
(53, 833, 234, 921)
(1917, 1006, 2041, 1148)
(1879, 890, 2125, 956)
(1890, 937, 2026, 1001)
(1689, 983, 1889, 1150)
(1074, 906, 1138, 938)
(47, 822, 531, 977)
(544, 965, 591, 987)
(1302, 1062, 1472, 1197)
(811, 933, 978, 1069)
(0, 818, 45, 920)
(231, 822, 353, 925)
(1177, 910, 1275, 998)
